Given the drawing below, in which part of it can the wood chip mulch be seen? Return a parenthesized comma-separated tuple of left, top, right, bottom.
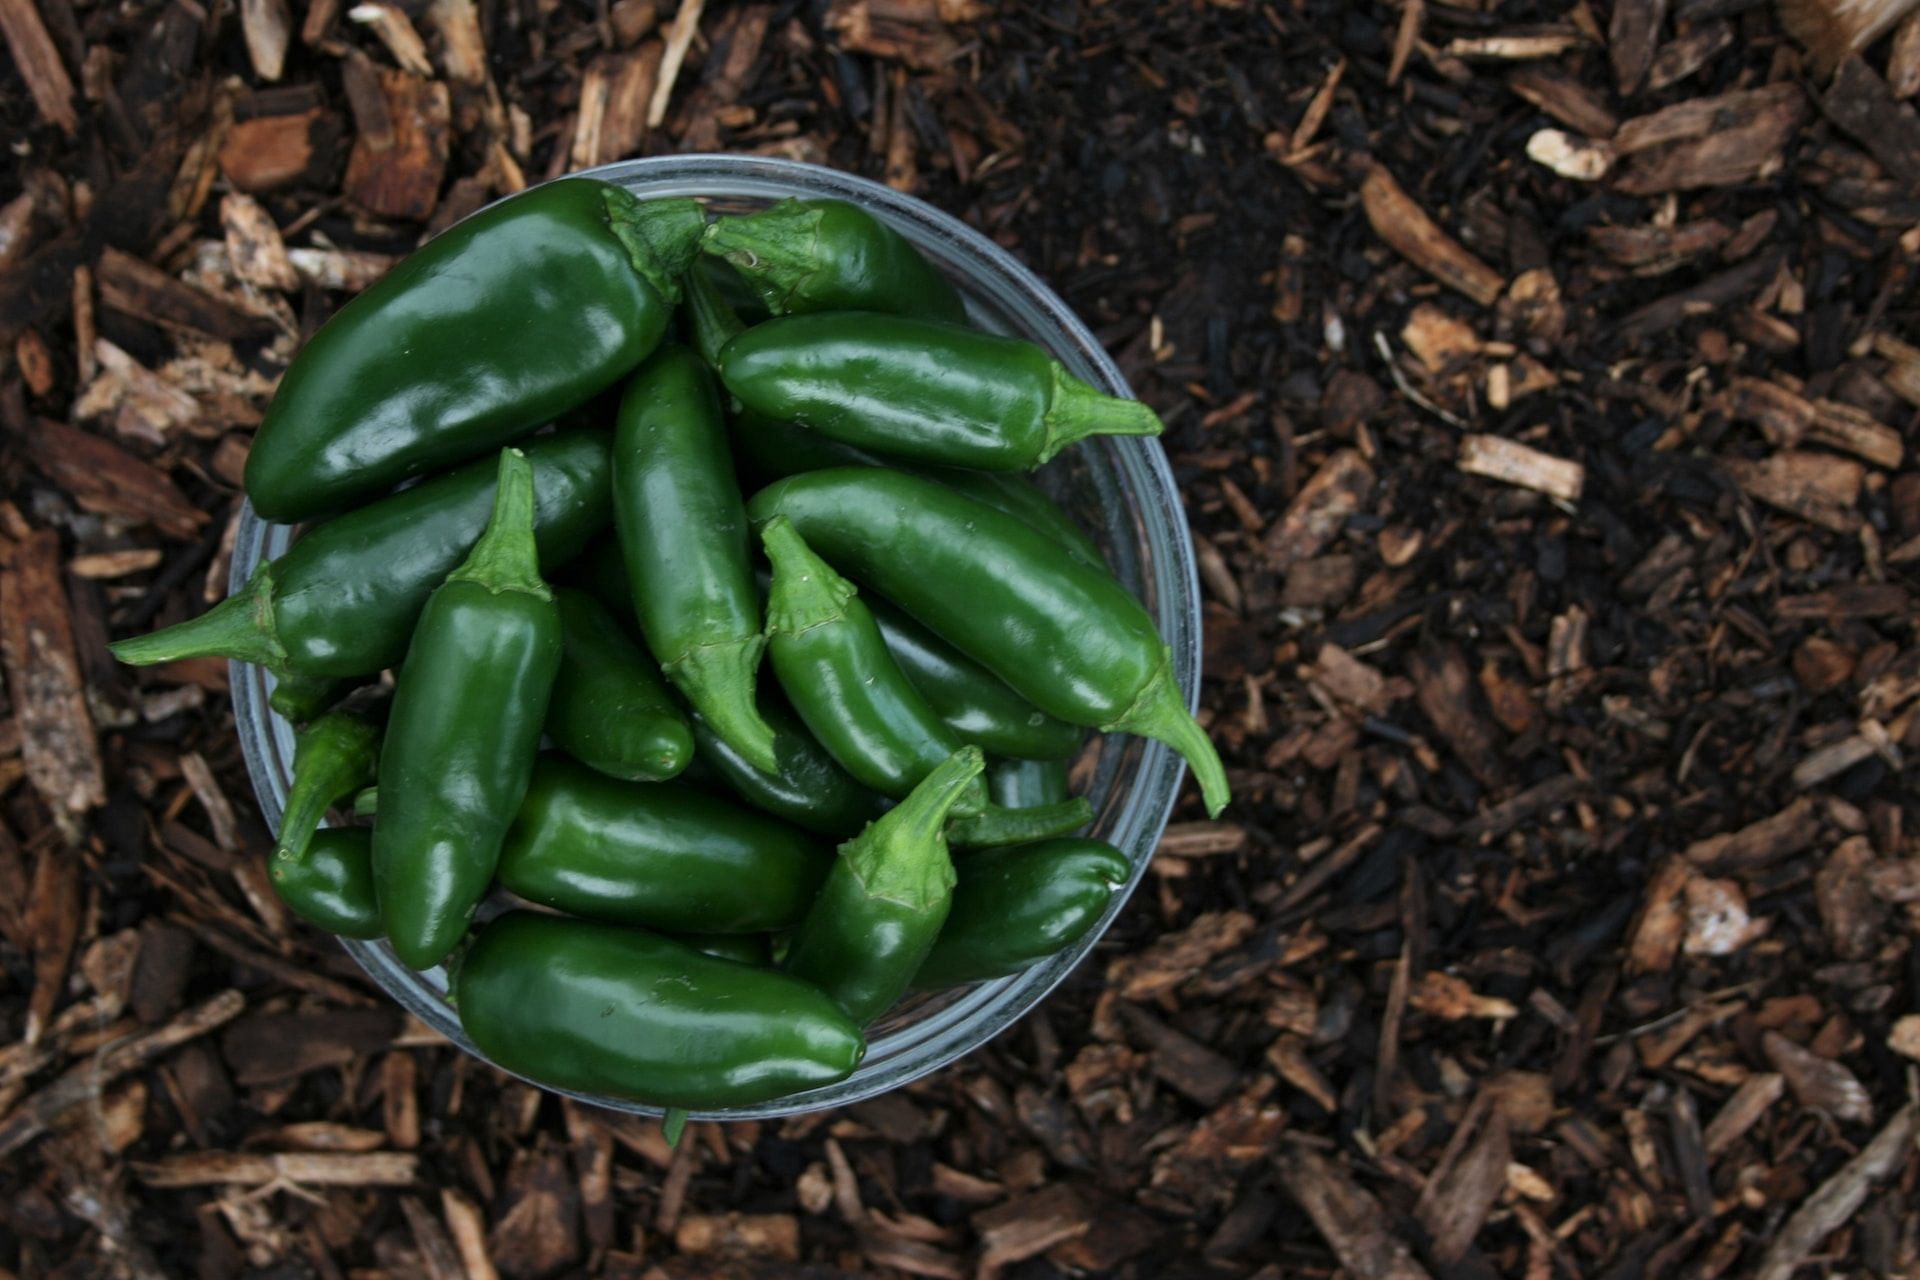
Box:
(5, 0, 1920, 1276)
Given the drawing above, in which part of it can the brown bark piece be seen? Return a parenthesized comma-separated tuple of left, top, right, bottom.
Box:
(1777, 584, 1911, 617)
(1105, 910, 1255, 1000)
(1892, 9, 1920, 98)
(1415, 1110, 1510, 1265)
(344, 68, 452, 221)
(23, 850, 80, 1042)
(1822, 56, 1920, 188)
(24, 419, 209, 540)
(826, 0, 981, 71)
(1507, 64, 1619, 136)
(133, 1150, 417, 1186)
(1361, 164, 1506, 306)
(1755, 1104, 1918, 1280)
(0, 0, 79, 133)
(219, 109, 334, 193)
(1615, 85, 1807, 193)
(972, 1183, 1091, 1275)
(96, 247, 269, 343)
(220, 193, 300, 293)
(1763, 1030, 1874, 1123)
(1616, 249, 1783, 340)
(676, 1214, 802, 1260)
(1458, 433, 1585, 501)
(1815, 835, 1888, 960)
(1115, 1001, 1240, 1107)
(1608, 0, 1667, 95)
(1703, 1072, 1784, 1154)
(240, 0, 291, 80)
(221, 1009, 401, 1084)
(490, 1140, 581, 1279)
(1274, 1145, 1434, 1280)
(1685, 798, 1821, 871)
(0, 529, 106, 819)
(1410, 644, 1501, 786)
(1723, 451, 1865, 534)
(1627, 858, 1692, 973)
(1264, 449, 1374, 569)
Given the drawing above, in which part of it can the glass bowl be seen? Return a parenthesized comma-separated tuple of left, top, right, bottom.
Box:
(230, 154, 1203, 1119)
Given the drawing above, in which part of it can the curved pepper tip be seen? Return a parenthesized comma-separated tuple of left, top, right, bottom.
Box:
(1106, 660, 1230, 819)
(667, 637, 780, 775)
(1038, 365, 1165, 466)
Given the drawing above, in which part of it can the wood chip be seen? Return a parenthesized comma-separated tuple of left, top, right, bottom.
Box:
(1763, 1030, 1874, 1124)
(647, 0, 705, 127)
(240, 0, 291, 79)
(1507, 64, 1619, 136)
(1275, 1145, 1434, 1280)
(1, 529, 107, 820)
(1415, 1109, 1510, 1264)
(1458, 433, 1585, 501)
(1105, 910, 1255, 1000)
(343, 68, 451, 221)
(1822, 55, 1920, 187)
(0, 0, 80, 133)
(25, 419, 209, 539)
(1608, 0, 1667, 93)
(1724, 450, 1864, 534)
(219, 109, 333, 193)
(347, 0, 433, 74)
(220, 193, 299, 292)
(676, 1213, 802, 1260)
(1361, 164, 1506, 306)
(1755, 1104, 1918, 1280)
(133, 1151, 417, 1188)
(1264, 449, 1374, 569)
(96, 246, 269, 343)
(1685, 798, 1821, 871)
(443, 1189, 499, 1280)
(971, 1183, 1091, 1275)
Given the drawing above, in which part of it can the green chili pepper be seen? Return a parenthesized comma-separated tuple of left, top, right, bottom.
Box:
(110, 431, 609, 679)
(614, 346, 778, 774)
(913, 838, 1130, 990)
(785, 747, 982, 1025)
(719, 313, 1162, 471)
(495, 756, 831, 934)
(691, 699, 892, 839)
(868, 595, 1082, 761)
(268, 672, 356, 724)
(547, 588, 693, 782)
(271, 827, 383, 939)
(945, 796, 1092, 848)
(571, 534, 637, 628)
(988, 755, 1072, 810)
(245, 180, 703, 522)
(270, 707, 381, 866)
(456, 911, 865, 1109)
(672, 932, 772, 966)
(761, 516, 987, 818)
(375, 450, 562, 971)
(747, 469, 1229, 817)
(702, 198, 968, 325)
(684, 257, 749, 370)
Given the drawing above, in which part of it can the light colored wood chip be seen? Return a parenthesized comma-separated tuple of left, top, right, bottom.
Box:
(648, 0, 706, 127)
(0, 530, 107, 822)
(0, 0, 79, 133)
(133, 1150, 418, 1188)
(348, 0, 434, 73)
(1526, 129, 1614, 180)
(220, 193, 300, 292)
(1458, 434, 1584, 502)
(1755, 1103, 1918, 1280)
(1361, 164, 1506, 306)
(241, 0, 292, 79)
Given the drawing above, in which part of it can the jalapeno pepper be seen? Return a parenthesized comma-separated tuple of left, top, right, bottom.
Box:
(455, 911, 865, 1109)
(547, 588, 693, 782)
(245, 180, 703, 522)
(271, 827, 382, 940)
(702, 198, 968, 324)
(761, 516, 987, 818)
(691, 699, 892, 839)
(110, 430, 609, 679)
(270, 707, 381, 866)
(747, 469, 1229, 817)
(945, 796, 1092, 848)
(684, 257, 750, 370)
(913, 838, 1130, 990)
(268, 672, 356, 724)
(785, 747, 982, 1025)
(988, 755, 1072, 811)
(719, 313, 1162, 472)
(672, 932, 772, 966)
(374, 450, 562, 971)
(495, 756, 831, 934)
(614, 346, 779, 774)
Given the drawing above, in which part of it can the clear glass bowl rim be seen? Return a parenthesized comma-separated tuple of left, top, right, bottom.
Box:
(229, 153, 1203, 1120)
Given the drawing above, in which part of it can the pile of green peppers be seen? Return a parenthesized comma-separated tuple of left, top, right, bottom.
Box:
(111, 179, 1230, 1114)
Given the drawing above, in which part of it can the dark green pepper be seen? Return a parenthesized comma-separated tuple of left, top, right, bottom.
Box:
(945, 796, 1092, 848)
(988, 755, 1072, 810)
(614, 346, 778, 774)
(110, 431, 609, 679)
(684, 257, 750, 370)
(245, 180, 703, 521)
(271, 826, 382, 940)
(719, 313, 1161, 472)
(702, 198, 968, 324)
(456, 911, 865, 1109)
(691, 699, 892, 840)
(672, 932, 772, 966)
(785, 747, 982, 1024)
(374, 451, 562, 970)
(747, 469, 1229, 817)
(761, 516, 987, 817)
(271, 707, 380, 865)
(547, 588, 692, 782)
(913, 838, 1130, 990)
(571, 534, 637, 628)
(495, 756, 831, 934)
(268, 672, 356, 724)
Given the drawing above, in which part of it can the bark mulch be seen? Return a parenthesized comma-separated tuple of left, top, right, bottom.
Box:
(5, 0, 1920, 1276)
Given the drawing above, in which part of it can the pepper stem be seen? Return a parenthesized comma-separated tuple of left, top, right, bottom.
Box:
(446, 450, 552, 600)
(841, 747, 983, 909)
(761, 516, 855, 638)
(1038, 365, 1164, 466)
(108, 560, 288, 672)
(270, 709, 381, 869)
(948, 797, 1094, 849)
(701, 200, 823, 314)
(665, 636, 778, 775)
(1104, 651, 1230, 818)
(603, 189, 706, 306)
(684, 259, 747, 369)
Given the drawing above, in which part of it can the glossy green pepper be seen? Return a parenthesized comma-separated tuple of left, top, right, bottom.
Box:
(761, 516, 987, 818)
(684, 256, 750, 370)
(672, 932, 772, 966)
(691, 699, 892, 839)
(785, 747, 981, 1024)
(245, 180, 703, 521)
(495, 756, 831, 934)
(747, 469, 1229, 817)
(547, 588, 693, 782)
(375, 451, 562, 970)
(614, 346, 778, 773)
(913, 838, 1130, 990)
(702, 198, 967, 324)
(719, 313, 1161, 472)
(271, 826, 382, 939)
(268, 672, 356, 724)
(456, 911, 865, 1109)
(988, 755, 1072, 810)
(270, 707, 380, 865)
(946, 797, 1092, 848)
(110, 431, 609, 679)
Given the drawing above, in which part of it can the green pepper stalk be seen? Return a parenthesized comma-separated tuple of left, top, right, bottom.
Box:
(269, 707, 381, 869)
(272, 827, 383, 940)
(547, 588, 694, 782)
(761, 516, 988, 818)
(245, 180, 704, 522)
(374, 449, 563, 971)
(719, 313, 1162, 472)
(702, 198, 968, 325)
(683, 258, 748, 370)
(785, 746, 984, 1025)
(108, 431, 609, 678)
(614, 346, 780, 775)
(748, 469, 1230, 817)
(912, 838, 1130, 990)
